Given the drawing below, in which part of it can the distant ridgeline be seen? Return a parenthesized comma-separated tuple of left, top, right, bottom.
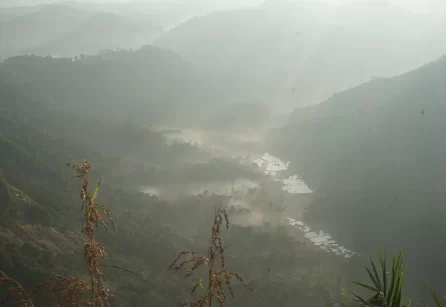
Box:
(0, 48, 220, 126)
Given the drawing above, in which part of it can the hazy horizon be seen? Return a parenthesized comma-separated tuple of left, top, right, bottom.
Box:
(1, 0, 446, 15)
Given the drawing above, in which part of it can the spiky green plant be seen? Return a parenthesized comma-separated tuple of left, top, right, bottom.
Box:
(323, 251, 444, 307)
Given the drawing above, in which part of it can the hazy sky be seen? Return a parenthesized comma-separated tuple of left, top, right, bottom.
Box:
(105, 0, 445, 13)
(102, 0, 445, 13)
(1, 0, 445, 15)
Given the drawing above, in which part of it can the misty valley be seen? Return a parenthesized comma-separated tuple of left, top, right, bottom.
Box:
(1, 0, 446, 306)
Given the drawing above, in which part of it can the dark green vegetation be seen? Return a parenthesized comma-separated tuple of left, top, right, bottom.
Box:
(0, 49, 217, 126)
(325, 252, 444, 307)
(275, 55, 446, 302)
(0, 72, 348, 305)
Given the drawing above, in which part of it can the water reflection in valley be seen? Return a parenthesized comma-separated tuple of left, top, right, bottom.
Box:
(139, 151, 358, 258)
(254, 153, 358, 258)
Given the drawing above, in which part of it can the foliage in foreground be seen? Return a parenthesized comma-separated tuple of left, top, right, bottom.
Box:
(324, 252, 444, 307)
(0, 162, 253, 307)
(0, 161, 115, 306)
(169, 206, 254, 307)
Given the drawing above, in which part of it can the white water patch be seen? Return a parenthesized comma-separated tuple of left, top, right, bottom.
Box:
(139, 179, 259, 200)
(253, 153, 289, 175)
(282, 175, 313, 194)
(287, 217, 358, 258)
(139, 186, 160, 197)
(254, 153, 358, 258)
(253, 153, 312, 193)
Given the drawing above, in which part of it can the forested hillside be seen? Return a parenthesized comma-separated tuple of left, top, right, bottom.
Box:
(274, 55, 446, 300)
(0, 72, 352, 306)
(0, 48, 218, 125)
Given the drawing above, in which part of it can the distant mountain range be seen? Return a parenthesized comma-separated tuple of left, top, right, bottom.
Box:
(0, 3, 164, 59)
(32, 12, 163, 57)
(155, 0, 446, 110)
(0, 5, 92, 53)
(2, 0, 445, 112)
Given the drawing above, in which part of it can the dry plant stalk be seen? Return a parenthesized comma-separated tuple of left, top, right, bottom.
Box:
(0, 161, 115, 307)
(38, 161, 115, 306)
(169, 206, 254, 307)
(37, 275, 93, 306)
(0, 271, 34, 307)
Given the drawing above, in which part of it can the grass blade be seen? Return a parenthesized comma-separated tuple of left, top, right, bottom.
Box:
(366, 267, 381, 290)
(431, 285, 444, 307)
(378, 251, 387, 296)
(342, 289, 353, 307)
(370, 257, 382, 291)
(353, 281, 379, 293)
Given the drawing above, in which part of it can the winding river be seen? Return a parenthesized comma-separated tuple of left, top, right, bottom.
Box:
(253, 153, 358, 259)
(138, 134, 358, 258)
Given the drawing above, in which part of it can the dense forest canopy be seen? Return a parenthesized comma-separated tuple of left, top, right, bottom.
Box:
(0, 49, 217, 125)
